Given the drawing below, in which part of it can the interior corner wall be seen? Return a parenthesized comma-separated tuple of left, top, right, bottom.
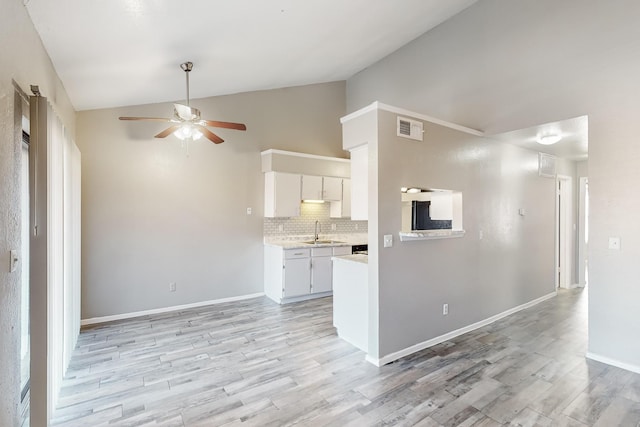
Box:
(346, 0, 640, 368)
(77, 81, 346, 319)
(0, 0, 76, 425)
(375, 109, 555, 357)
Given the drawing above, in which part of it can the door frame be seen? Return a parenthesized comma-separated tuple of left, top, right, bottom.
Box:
(578, 177, 588, 286)
(555, 174, 574, 289)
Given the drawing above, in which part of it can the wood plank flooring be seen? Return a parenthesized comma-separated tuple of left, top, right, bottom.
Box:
(52, 289, 640, 426)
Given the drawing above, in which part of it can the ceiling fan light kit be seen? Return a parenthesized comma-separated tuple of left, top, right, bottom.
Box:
(119, 62, 246, 145)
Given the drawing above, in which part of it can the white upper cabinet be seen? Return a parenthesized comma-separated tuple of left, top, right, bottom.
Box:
(322, 177, 342, 201)
(302, 175, 342, 201)
(330, 178, 351, 218)
(301, 175, 323, 200)
(264, 171, 301, 218)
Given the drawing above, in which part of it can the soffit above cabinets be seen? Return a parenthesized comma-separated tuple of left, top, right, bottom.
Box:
(261, 150, 350, 178)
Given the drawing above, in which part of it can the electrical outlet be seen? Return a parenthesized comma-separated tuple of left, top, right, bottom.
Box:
(443, 303, 449, 315)
(383, 234, 393, 248)
(169, 282, 176, 292)
(608, 237, 621, 250)
(9, 250, 19, 273)
(278, 224, 284, 232)
(246, 207, 252, 215)
(479, 230, 483, 240)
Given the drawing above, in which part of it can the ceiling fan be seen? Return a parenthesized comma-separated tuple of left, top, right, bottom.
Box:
(119, 62, 246, 144)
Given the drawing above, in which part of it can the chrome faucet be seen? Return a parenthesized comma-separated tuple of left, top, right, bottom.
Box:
(314, 220, 321, 243)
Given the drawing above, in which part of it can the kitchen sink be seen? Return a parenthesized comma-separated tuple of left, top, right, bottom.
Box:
(302, 240, 345, 245)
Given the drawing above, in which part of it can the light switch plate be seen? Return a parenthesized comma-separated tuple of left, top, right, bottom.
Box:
(383, 234, 393, 248)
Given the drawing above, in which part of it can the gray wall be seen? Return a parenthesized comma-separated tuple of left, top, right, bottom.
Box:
(0, 0, 76, 424)
(347, 0, 640, 367)
(374, 110, 555, 357)
(78, 82, 346, 319)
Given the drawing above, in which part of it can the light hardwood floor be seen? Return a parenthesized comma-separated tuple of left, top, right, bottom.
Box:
(52, 288, 640, 426)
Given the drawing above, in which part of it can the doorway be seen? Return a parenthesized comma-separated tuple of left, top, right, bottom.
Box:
(20, 128, 30, 403)
(556, 175, 574, 288)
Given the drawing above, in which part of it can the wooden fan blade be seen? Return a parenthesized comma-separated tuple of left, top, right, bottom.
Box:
(202, 120, 247, 131)
(155, 125, 181, 138)
(119, 116, 172, 122)
(196, 125, 224, 144)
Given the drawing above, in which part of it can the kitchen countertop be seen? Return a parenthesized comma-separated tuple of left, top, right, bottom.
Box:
(264, 233, 367, 249)
(332, 254, 368, 264)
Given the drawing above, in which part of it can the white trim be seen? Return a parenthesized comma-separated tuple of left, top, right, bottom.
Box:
(340, 101, 484, 137)
(267, 291, 333, 305)
(586, 352, 640, 375)
(340, 102, 379, 124)
(366, 291, 557, 366)
(260, 149, 350, 163)
(81, 292, 265, 326)
(398, 230, 466, 241)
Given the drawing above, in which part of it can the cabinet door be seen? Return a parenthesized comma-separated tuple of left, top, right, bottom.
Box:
(311, 256, 333, 293)
(329, 179, 351, 218)
(323, 177, 342, 201)
(264, 172, 301, 217)
(283, 257, 311, 297)
(301, 175, 323, 200)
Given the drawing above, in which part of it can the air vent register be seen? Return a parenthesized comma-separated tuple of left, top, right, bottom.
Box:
(397, 116, 424, 141)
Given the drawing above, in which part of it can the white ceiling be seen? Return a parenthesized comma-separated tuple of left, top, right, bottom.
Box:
(24, 0, 478, 111)
(489, 116, 588, 161)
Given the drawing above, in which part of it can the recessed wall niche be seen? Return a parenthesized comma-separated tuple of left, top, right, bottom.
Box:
(400, 187, 464, 241)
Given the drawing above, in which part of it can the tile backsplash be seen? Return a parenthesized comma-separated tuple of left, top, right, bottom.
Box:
(263, 202, 368, 237)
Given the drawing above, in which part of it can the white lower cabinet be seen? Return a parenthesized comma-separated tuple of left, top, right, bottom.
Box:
(283, 250, 311, 298)
(311, 248, 333, 293)
(264, 245, 352, 304)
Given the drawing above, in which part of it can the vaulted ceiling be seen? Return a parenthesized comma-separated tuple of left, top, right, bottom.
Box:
(24, 0, 478, 111)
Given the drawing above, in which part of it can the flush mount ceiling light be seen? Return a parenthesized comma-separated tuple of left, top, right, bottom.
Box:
(119, 62, 246, 144)
(537, 134, 562, 145)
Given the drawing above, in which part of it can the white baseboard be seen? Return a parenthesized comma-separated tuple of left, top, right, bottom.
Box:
(586, 352, 640, 374)
(367, 291, 557, 367)
(81, 292, 265, 326)
(561, 283, 584, 289)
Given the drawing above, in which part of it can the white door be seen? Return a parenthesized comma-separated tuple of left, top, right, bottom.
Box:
(556, 175, 573, 288)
